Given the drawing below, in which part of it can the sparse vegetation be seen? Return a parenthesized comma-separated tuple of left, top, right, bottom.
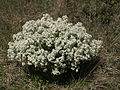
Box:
(0, 0, 120, 90)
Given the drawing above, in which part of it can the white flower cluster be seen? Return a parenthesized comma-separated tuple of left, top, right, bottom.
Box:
(7, 14, 102, 75)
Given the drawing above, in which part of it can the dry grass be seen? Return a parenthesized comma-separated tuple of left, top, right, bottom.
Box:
(0, 0, 120, 90)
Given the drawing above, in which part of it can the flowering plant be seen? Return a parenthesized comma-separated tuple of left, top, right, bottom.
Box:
(7, 14, 102, 75)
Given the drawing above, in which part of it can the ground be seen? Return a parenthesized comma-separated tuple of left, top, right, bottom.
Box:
(0, 0, 120, 90)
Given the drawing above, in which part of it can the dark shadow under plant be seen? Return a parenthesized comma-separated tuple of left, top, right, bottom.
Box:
(22, 56, 100, 85)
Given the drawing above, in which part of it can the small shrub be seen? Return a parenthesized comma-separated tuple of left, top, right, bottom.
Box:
(7, 14, 102, 75)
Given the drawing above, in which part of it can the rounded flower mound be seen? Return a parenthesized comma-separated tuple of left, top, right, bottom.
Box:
(7, 14, 102, 75)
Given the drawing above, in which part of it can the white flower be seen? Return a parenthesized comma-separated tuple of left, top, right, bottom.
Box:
(7, 14, 102, 75)
(52, 68, 60, 75)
